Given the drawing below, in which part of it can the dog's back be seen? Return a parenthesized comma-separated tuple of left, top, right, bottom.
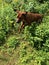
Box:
(25, 12, 43, 24)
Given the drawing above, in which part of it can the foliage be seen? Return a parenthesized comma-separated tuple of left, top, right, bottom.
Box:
(4, 0, 13, 3)
(0, 0, 49, 65)
(6, 36, 20, 49)
(0, 30, 6, 45)
(0, 4, 17, 34)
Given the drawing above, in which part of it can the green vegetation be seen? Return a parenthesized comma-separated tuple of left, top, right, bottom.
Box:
(0, 0, 49, 65)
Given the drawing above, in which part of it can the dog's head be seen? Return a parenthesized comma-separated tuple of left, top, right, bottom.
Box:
(16, 11, 27, 23)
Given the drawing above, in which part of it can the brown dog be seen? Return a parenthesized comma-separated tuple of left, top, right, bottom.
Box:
(16, 11, 43, 32)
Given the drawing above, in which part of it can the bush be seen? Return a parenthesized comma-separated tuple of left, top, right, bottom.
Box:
(43, 39, 49, 52)
(35, 16, 49, 39)
(0, 0, 49, 65)
(11, 1, 22, 11)
(0, 30, 6, 46)
(6, 36, 20, 49)
(0, 4, 17, 34)
(37, 0, 49, 3)
(4, 0, 13, 3)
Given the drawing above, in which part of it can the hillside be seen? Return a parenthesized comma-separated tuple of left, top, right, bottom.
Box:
(0, 0, 49, 65)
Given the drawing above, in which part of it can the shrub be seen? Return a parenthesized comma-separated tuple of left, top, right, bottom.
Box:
(37, 0, 49, 3)
(24, 0, 27, 3)
(25, 2, 39, 12)
(6, 36, 20, 49)
(0, 0, 49, 65)
(35, 16, 49, 39)
(21, 1, 49, 13)
(4, 0, 13, 3)
(0, 4, 16, 34)
(43, 39, 49, 52)
(33, 37, 43, 49)
(3, 5, 16, 21)
(11, 1, 22, 11)
(0, 30, 6, 46)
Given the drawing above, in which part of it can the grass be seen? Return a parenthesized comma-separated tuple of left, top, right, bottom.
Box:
(0, 0, 49, 65)
(0, 32, 34, 65)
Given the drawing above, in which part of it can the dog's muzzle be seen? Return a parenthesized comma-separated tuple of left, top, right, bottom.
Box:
(16, 18, 21, 23)
(16, 18, 19, 23)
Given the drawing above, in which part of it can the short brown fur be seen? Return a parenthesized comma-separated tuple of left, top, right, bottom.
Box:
(16, 11, 43, 32)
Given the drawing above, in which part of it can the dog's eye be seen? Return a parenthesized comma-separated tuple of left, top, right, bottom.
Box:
(19, 17, 21, 19)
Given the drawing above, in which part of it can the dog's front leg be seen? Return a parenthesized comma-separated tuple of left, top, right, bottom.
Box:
(18, 22, 25, 33)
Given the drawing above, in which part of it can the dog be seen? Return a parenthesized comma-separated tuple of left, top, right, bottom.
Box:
(16, 11, 43, 32)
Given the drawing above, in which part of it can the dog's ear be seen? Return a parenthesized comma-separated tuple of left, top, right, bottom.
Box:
(25, 12, 27, 15)
(22, 12, 27, 16)
(25, 12, 27, 14)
